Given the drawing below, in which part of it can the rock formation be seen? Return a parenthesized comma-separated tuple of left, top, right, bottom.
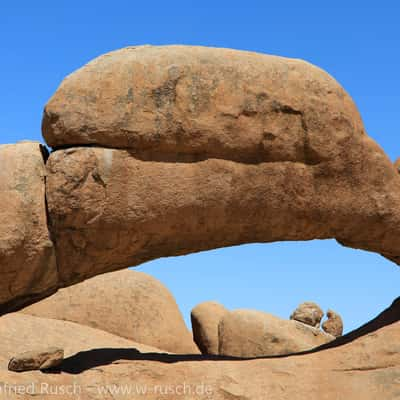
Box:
(0, 312, 163, 368)
(43, 45, 400, 295)
(0, 45, 399, 313)
(322, 309, 344, 337)
(8, 347, 64, 372)
(0, 44, 398, 398)
(218, 309, 334, 357)
(191, 301, 228, 355)
(290, 301, 324, 328)
(0, 299, 397, 399)
(0, 141, 57, 314)
(22, 270, 198, 354)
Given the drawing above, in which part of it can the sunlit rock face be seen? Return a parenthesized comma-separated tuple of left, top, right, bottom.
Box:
(43, 46, 400, 287)
(21, 269, 199, 354)
(1, 45, 400, 315)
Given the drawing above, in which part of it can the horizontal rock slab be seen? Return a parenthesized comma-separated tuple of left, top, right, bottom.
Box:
(46, 142, 400, 292)
(218, 309, 334, 357)
(22, 270, 198, 354)
(0, 142, 57, 314)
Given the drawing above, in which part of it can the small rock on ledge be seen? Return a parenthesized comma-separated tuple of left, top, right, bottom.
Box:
(8, 347, 64, 372)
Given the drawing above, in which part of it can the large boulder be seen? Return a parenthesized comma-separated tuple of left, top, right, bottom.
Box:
(0, 142, 57, 314)
(191, 301, 228, 355)
(218, 309, 334, 357)
(22, 270, 198, 354)
(43, 45, 364, 164)
(1, 299, 398, 399)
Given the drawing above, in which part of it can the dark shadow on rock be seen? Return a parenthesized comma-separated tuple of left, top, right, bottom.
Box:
(49, 297, 399, 374)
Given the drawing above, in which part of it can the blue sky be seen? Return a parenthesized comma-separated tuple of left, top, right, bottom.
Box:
(1, 1, 399, 332)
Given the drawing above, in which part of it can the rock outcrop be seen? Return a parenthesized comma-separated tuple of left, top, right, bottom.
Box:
(0, 45, 399, 317)
(218, 309, 334, 357)
(0, 312, 163, 369)
(22, 270, 198, 354)
(322, 309, 344, 337)
(0, 299, 398, 399)
(0, 141, 57, 314)
(8, 347, 64, 372)
(40, 46, 400, 300)
(191, 301, 228, 355)
(290, 301, 324, 328)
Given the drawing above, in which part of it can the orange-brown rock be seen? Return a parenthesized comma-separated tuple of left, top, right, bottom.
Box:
(0, 312, 163, 369)
(40, 46, 400, 297)
(322, 309, 344, 337)
(22, 270, 198, 354)
(218, 309, 334, 357)
(290, 301, 324, 328)
(191, 301, 228, 355)
(8, 347, 64, 372)
(2, 45, 400, 315)
(41, 45, 370, 166)
(0, 299, 398, 399)
(0, 142, 57, 314)
(45, 134, 400, 289)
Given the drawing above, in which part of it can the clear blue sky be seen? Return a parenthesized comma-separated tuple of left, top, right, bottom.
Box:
(1, 1, 399, 333)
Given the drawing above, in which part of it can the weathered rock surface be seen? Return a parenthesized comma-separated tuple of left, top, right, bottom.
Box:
(191, 301, 228, 355)
(39, 46, 400, 297)
(290, 301, 324, 328)
(22, 270, 198, 354)
(322, 309, 344, 337)
(218, 309, 334, 357)
(0, 142, 57, 314)
(8, 347, 64, 372)
(0, 46, 399, 314)
(0, 312, 162, 369)
(43, 45, 364, 161)
(46, 136, 400, 290)
(1, 299, 399, 399)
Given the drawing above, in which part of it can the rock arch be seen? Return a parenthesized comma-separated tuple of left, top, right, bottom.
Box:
(0, 45, 399, 313)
